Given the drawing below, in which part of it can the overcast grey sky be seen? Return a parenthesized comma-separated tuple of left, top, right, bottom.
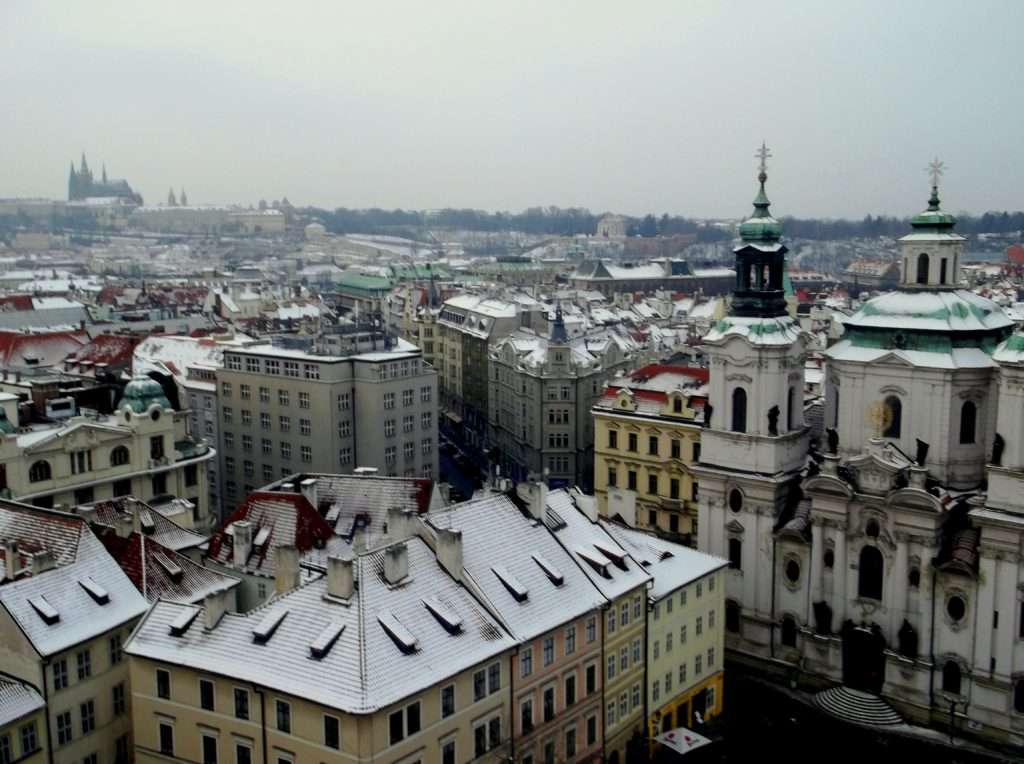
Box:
(2, 1, 1021, 218)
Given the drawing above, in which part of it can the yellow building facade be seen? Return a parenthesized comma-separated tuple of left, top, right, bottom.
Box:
(0, 679, 47, 764)
(592, 366, 709, 545)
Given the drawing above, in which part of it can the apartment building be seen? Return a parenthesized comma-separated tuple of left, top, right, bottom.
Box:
(134, 331, 254, 519)
(541, 489, 651, 764)
(391, 281, 443, 372)
(437, 293, 546, 449)
(603, 523, 727, 738)
(489, 312, 637, 489)
(427, 490, 607, 764)
(0, 678, 46, 764)
(0, 376, 215, 533)
(126, 538, 517, 764)
(0, 503, 149, 764)
(216, 333, 437, 511)
(592, 365, 708, 545)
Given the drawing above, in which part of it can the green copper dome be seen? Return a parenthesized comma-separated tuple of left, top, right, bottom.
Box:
(738, 174, 783, 242)
(121, 375, 171, 413)
(0, 408, 15, 435)
(910, 186, 956, 231)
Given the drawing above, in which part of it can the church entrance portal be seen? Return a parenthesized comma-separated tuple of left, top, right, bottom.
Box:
(841, 620, 886, 694)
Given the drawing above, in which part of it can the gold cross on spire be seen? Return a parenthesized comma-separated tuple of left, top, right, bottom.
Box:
(927, 157, 945, 188)
(756, 141, 772, 173)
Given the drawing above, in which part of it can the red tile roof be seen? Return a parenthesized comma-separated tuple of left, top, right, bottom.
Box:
(0, 330, 88, 369)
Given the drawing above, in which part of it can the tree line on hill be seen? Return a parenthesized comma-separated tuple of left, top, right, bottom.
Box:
(305, 206, 1024, 242)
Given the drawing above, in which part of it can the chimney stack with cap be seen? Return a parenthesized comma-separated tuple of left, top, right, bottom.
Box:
(326, 555, 354, 599)
(31, 550, 55, 575)
(435, 527, 463, 581)
(233, 521, 252, 567)
(387, 506, 417, 541)
(383, 542, 409, 585)
(517, 481, 549, 521)
(204, 588, 229, 629)
(3, 540, 19, 582)
(275, 545, 300, 594)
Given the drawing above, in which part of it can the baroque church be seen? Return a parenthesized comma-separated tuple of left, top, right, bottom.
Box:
(68, 153, 143, 204)
(695, 152, 1024, 746)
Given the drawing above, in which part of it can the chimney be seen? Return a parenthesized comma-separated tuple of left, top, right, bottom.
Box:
(383, 542, 409, 585)
(299, 478, 318, 509)
(31, 550, 55, 575)
(204, 588, 229, 630)
(116, 513, 134, 538)
(435, 527, 463, 581)
(76, 506, 97, 525)
(517, 481, 549, 521)
(3, 540, 19, 581)
(326, 555, 354, 599)
(232, 521, 252, 566)
(387, 506, 416, 541)
(275, 544, 300, 594)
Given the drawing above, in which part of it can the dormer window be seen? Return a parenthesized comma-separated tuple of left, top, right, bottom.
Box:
(673, 397, 683, 414)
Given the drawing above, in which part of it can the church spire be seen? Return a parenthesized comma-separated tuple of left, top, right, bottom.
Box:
(180, 188, 188, 206)
(101, 164, 107, 184)
(550, 302, 568, 344)
(730, 143, 788, 318)
(168, 188, 177, 207)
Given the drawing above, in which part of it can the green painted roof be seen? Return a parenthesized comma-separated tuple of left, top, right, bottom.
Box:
(738, 172, 782, 242)
(337, 273, 393, 293)
(0, 408, 15, 435)
(910, 186, 956, 231)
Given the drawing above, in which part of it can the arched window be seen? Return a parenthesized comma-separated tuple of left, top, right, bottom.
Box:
(883, 396, 902, 438)
(781, 616, 797, 647)
(731, 388, 747, 434)
(858, 546, 883, 600)
(110, 446, 130, 467)
(916, 253, 929, 284)
(939, 258, 948, 284)
(725, 600, 741, 633)
(942, 661, 962, 695)
(728, 538, 742, 570)
(959, 401, 977, 445)
(28, 460, 51, 483)
(787, 386, 796, 431)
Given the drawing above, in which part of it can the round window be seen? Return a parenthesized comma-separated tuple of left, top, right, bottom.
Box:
(947, 595, 966, 621)
(866, 519, 880, 538)
(728, 489, 743, 513)
(785, 559, 801, 583)
(823, 549, 835, 569)
(150, 408, 161, 421)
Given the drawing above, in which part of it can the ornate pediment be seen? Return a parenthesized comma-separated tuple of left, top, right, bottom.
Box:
(615, 388, 637, 412)
(26, 422, 130, 455)
(846, 447, 907, 496)
(726, 519, 745, 534)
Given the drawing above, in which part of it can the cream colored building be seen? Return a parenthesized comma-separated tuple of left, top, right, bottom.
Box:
(592, 365, 708, 545)
(541, 489, 651, 764)
(126, 539, 517, 764)
(0, 678, 47, 764)
(603, 523, 727, 739)
(0, 503, 149, 764)
(0, 378, 216, 533)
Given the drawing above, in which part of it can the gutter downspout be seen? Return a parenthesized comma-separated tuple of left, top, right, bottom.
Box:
(509, 650, 516, 761)
(643, 591, 651, 761)
(770, 536, 778, 659)
(599, 604, 607, 763)
(254, 685, 268, 764)
(40, 663, 54, 764)
(928, 567, 937, 712)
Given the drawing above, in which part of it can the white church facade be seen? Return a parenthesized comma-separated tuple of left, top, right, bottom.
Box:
(695, 156, 1024, 748)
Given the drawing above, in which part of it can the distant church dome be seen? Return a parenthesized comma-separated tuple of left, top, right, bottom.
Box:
(121, 375, 171, 414)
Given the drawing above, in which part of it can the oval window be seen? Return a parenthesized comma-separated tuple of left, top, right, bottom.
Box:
(947, 596, 966, 621)
(729, 489, 743, 513)
(785, 559, 800, 583)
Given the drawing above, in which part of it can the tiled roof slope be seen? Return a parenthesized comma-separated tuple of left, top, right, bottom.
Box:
(127, 537, 515, 713)
(0, 678, 44, 727)
(0, 503, 148, 656)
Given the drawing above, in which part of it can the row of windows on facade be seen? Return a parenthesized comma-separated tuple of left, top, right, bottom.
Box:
(27, 438, 170, 483)
(225, 356, 426, 382)
(153, 661, 502, 758)
(54, 685, 128, 747)
(859, 395, 980, 444)
(221, 385, 432, 408)
(223, 410, 431, 436)
(650, 649, 715, 703)
(606, 431, 701, 462)
(727, 387, 800, 434)
(0, 720, 41, 764)
(224, 438, 432, 470)
(609, 468, 697, 501)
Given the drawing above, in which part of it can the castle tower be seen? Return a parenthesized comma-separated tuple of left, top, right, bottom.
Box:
(167, 188, 178, 207)
(693, 144, 812, 651)
(180, 188, 188, 206)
